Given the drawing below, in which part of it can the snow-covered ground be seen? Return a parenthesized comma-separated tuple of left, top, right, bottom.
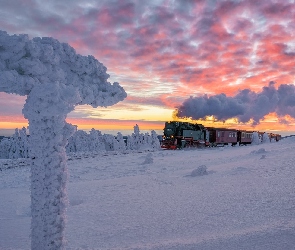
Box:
(0, 138, 295, 250)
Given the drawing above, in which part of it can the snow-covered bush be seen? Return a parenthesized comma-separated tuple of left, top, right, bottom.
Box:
(190, 165, 208, 177)
(141, 152, 153, 164)
(251, 148, 267, 154)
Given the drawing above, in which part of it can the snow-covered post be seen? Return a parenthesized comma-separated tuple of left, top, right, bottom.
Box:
(0, 31, 126, 249)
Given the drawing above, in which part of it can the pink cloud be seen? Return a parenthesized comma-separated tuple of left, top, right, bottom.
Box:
(1, 0, 295, 126)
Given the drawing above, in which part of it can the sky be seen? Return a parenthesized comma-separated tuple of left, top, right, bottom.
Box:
(1, 0, 295, 135)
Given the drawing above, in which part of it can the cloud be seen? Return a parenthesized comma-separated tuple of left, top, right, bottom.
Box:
(0, 93, 26, 115)
(175, 82, 295, 125)
(1, 0, 295, 125)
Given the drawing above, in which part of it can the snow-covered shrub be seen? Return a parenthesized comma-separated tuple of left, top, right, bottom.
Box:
(141, 152, 154, 164)
(190, 165, 208, 177)
(251, 148, 266, 154)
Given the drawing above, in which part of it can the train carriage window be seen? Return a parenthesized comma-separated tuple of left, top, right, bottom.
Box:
(221, 131, 224, 137)
(242, 132, 245, 138)
(233, 132, 236, 137)
(217, 131, 220, 137)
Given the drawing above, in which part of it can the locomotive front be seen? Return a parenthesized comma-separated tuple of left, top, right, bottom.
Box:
(161, 121, 178, 149)
(161, 121, 207, 149)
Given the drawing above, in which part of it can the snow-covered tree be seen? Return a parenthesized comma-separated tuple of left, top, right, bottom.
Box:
(115, 132, 126, 151)
(125, 125, 160, 151)
(0, 137, 10, 159)
(126, 134, 135, 150)
(251, 132, 261, 145)
(74, 130, 90, 152)
(150, 130, 161, 149)
(103, 134, 116, 151)
(127, 124, 144, 150)
(19, 127, 29, 158)
(8, 128, 21, 159)
(89, 129, 105, 151)
(0, 30, 126, 250)
(262, 133, 270, 143)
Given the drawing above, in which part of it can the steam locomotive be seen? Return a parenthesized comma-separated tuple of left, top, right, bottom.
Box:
(161, 121, 280, 149)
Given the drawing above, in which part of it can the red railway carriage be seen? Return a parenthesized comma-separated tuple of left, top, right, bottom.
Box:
(207, 128, 238, 146)
(237, 130, 253, 145)
(269, 133, 281, 142)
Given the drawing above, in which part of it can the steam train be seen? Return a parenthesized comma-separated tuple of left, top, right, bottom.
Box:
(161, 121, 281, 149)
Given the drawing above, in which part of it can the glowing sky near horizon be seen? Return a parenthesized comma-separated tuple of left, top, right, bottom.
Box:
(1, 0, 295, 134)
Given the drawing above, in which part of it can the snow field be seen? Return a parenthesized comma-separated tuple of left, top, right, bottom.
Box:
(0, 138, 295, 249)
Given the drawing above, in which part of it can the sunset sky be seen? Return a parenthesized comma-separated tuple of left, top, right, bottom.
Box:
(1, 0, 295, 135)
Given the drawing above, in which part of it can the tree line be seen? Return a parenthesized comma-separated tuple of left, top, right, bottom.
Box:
(0, 125, 160, 159)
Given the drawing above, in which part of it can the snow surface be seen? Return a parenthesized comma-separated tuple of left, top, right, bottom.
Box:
(0, 137, 295, 250)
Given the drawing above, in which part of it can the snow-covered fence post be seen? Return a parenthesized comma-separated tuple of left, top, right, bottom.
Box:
(0, 31, 126, 249)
